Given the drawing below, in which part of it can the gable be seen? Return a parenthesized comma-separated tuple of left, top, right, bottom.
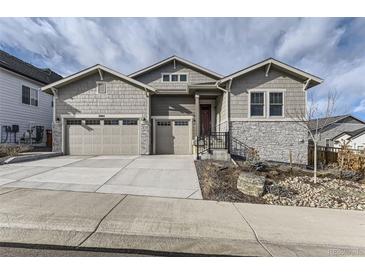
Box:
(229, 67, 306, 119)
(55, 71, 148, 118)
(132, 60, 219, 90)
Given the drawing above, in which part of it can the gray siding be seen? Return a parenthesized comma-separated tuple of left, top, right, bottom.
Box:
(0, 68, 53, 145)
(215, 92, 228, 132)
(134, 61, 217, 90)
(151, 95, 195, 117)
(54, 71, 150, 154)
(56, 72, 148, 118)
(230, 67, 305, 119)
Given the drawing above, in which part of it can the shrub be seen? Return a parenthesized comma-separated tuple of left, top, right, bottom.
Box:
(0, 144, 32, 157)
(337, 143, 365, 173)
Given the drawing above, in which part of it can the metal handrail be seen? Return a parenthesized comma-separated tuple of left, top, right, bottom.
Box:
(196, 131, 230, 159)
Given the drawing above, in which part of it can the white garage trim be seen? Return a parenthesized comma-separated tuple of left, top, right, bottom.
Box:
(61, 114, 141, 155)
(152, 115, 193, 155)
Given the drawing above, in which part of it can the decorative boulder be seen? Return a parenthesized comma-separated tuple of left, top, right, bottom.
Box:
(237, 172, 266, 197)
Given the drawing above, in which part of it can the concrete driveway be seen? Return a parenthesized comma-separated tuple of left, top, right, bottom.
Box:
(0, 155, 202, 199)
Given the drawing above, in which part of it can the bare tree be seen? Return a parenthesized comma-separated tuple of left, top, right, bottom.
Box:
(288, 89, 339, 184)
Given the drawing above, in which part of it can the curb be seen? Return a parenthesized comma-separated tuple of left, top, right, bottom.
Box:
(3, 152, 63, 164)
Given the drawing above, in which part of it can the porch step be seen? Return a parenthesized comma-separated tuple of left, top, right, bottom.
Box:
(200, 149, 231, 161)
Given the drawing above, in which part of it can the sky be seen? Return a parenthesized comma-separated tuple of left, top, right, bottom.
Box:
(0, 17, 364, 119)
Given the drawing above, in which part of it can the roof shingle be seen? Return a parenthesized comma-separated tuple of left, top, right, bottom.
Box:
(0, 50, 62, 85)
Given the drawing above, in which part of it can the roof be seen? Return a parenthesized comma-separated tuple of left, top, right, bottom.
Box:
(0, 49, 62, 84)
(308, 115, 365, 131)
(129, 55, 222, 79)
(41, 64, 156, 93)
(332, 127, 365, 141)
(218, 58, 323, 89)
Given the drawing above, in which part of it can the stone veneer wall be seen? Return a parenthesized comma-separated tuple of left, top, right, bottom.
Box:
(230, 121, 308, 165)
(52, 122, 62, 153)
(140, 121, 150, 154)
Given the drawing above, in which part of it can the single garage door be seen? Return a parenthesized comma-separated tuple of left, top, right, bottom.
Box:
(155, 119, 191, 155)
(66, 118, 139, 155)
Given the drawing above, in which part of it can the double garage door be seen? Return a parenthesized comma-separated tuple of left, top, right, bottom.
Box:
(155, 119, 191, 155)
(66, 118, 139, 155)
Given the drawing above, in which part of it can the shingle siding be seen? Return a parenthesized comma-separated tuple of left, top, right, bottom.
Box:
(55, 72, 148, 118)
(54, 71, 150, 154)
(230, 67, 305, 119)
(134, 61, 217, 90)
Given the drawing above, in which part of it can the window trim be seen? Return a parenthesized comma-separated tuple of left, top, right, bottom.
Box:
(248, 91, 265, 118)
(161, 73, 170, 82)
(268, 91, 285, 118)
(161, 73, 189, 83)
(22, 85, 39, 107)
(248, 89, 285, 119)
(96, 81, 107, 94)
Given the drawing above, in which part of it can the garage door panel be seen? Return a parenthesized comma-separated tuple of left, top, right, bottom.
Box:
(156, 120, 190, 155)
(173, 120, 190, 155)
(66, 119, 139, 155)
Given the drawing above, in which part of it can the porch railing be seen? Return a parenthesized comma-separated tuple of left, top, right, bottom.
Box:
(196, 131, 230, 159)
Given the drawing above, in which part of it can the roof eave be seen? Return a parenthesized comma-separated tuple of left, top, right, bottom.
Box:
(218, 58, 323, 88)
(129, 56, 222, 79)
(41, 64, 156, 93)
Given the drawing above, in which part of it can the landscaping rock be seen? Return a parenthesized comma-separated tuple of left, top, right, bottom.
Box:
(237, 172, 266, 197)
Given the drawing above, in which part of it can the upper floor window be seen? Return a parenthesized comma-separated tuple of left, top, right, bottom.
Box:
(269, 92, 283, 116)
(161, 73, 188, 82)
(22, 85, 38, 106)
(97, 82, 107, 94)
(250, 92, 264, 117)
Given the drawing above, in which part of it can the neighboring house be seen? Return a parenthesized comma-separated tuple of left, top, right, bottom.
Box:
(332, 127, 365, 150)
(42, 56, 322, 164)
(0, 50, 62, 145)
(308, 115, 365, 148)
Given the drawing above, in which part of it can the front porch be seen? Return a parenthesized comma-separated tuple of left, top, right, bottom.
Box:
(189, 86, 230, 160)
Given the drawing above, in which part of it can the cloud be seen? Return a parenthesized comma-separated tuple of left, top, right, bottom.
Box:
(0, 18, 365, 118)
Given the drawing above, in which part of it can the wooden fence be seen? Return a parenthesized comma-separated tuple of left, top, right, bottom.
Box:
(308, 145, 362, 167)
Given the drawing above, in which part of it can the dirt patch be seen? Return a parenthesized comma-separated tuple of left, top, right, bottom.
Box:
(195, 160, 264, 203)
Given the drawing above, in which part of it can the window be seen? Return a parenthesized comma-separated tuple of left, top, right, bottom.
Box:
(325, 139, 330, 147)
(157, 121, 171, 126)
(171, 74, 178, 82)
(162, 74, 170, 82)
(269, 92, 283, 116)
(122, 119, 138, 125)
(175, 120, 189, 126)
(250, 92, 264, 116)
(104, 119, 119, 125)
(66, 119, 82, 125)
(22, 85, 38, 106)
(85, 119, 101, 125)
(179, 74, 187, 82)
(161, 73, 188, 82)
(97, 82, 107, 94)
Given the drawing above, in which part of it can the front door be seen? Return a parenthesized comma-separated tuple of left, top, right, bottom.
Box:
(200, 104, 211, 136)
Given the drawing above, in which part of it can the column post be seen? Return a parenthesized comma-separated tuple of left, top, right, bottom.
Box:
(195, 94, 200, 136)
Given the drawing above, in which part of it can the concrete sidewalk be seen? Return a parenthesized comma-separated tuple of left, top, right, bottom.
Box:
(0, 187, 364, 256)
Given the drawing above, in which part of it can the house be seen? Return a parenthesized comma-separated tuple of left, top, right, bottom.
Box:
(332, 127, 365, 150)
(308, 115, 365, 148)
(41, 56, 322, 164)
(0, 50, 62, 146)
